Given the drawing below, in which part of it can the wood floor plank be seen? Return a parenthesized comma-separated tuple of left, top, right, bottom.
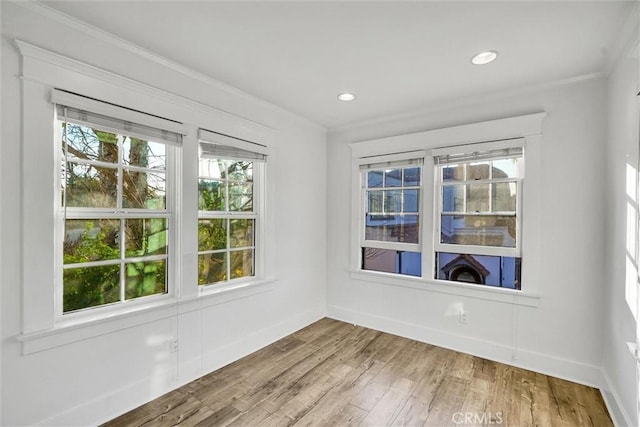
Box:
(359, 377, 414, 426)
(234, 325, 364, 414)
(547, 375, 585, 426)
(423, 375, 469, 426)
(325, 404, 368, 426)
(292, 360, 384, 426)
(387, 345, 456, 425)
(269, 363, 354, 423)
(519, 369, 553, 427)
(574, 382, 613, 427)
(224, 404, 272, 427)
(103, 319, 613, 427)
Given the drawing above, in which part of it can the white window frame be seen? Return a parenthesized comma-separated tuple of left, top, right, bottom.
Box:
(197, 129, 268, 290)
(433, 139, 524, 259)
(53, 94, 183, 319)
(349, 113, 545, 306)
(358, 152, 425, 275)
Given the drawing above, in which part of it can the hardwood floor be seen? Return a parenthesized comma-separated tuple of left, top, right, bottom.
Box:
(103, 318, 612, 426)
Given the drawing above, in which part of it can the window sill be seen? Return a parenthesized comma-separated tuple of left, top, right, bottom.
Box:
(350, 270, 540, 307)
(17, 278, 276, 355)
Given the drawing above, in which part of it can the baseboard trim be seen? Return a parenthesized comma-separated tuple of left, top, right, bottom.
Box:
(326, 304, 601, 388)
(600, 369, 634, 427)
(35, 306, 324, 427)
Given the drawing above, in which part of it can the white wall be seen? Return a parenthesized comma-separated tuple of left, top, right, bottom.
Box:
(603, 32, 640, 427)
(1, 3, 326, 426)
(327, 76, 609, 388)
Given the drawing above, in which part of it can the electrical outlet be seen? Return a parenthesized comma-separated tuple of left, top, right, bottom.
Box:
(170, 338, 179, 352)
(459, 312, 467, 324)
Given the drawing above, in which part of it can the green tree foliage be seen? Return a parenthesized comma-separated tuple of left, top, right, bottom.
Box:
(63, 221, 120, 312)
(197, 160, 255, 286)
(62, 123, 167, 312)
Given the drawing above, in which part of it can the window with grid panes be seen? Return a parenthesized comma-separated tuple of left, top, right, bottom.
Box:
(57, 105, 179, 313)
(434, 144, 523, 289)
(197, 132, 266, 286)
(361, 159, 423, 277)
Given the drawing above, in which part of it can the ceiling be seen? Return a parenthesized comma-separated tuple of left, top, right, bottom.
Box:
(43, 1, 635, 129)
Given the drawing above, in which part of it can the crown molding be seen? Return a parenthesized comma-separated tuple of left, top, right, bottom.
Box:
(11, 0, 326, 134)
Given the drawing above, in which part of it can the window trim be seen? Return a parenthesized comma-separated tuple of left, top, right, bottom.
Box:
(349, 112, 545, 305)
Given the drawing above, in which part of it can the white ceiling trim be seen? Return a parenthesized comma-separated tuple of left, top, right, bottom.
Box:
(14, 0, 326, 132)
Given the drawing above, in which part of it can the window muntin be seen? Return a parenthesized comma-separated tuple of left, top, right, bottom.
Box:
(58, 115, 173, 313)
(435, 147, 523, 289)
(360, 160, 423, 277)
(197, 157, 257, 285)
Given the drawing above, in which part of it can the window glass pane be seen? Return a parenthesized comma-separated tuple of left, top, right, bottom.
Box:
(125, 259, 167, 299)
(467, 161, 490, 180)
(123, 170, 166, 209)
(492, 183, 517, 212)
(365, 214, 419, 243)
(123, 138, 165, 170)
(125, 218, 167, 257)
(199, 158, 226, 180)
(229, 183, 253, 211)
(440, 215, 516, 247)
(63, 264, 120, 313)
(198, 253, 227, 285)
(442, 164, 464, 181)
(466, 183, 490, 212)
(367, 190, 383, 213)
(384, 169, 402, 187)
(64, 163, 118, 208)
(64, 219, 120, 264)
(384, 190, 402, 213)
(442, 185, 464, 213)
(198, 219, 227, 251)
(399, 251, 422, 277)
(198, 179, 225, 211)
(230, 249, 254, 279)
(362, 248, 421, 277)
(63, 123, 118, 163)
(403, 189, 419, 213)
(367, 170, 383, 188)
(362, 248, 396, 274)
(403, 167, 421, 186)
(227, 161, 253, 182)
(492, 158, 520, 179)
(436, 252, 520, 289)
(230, 219, 254, 248)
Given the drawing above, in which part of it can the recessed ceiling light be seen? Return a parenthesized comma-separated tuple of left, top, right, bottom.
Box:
(337, 92, 356, 102)
(471, 50, 498, 65)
